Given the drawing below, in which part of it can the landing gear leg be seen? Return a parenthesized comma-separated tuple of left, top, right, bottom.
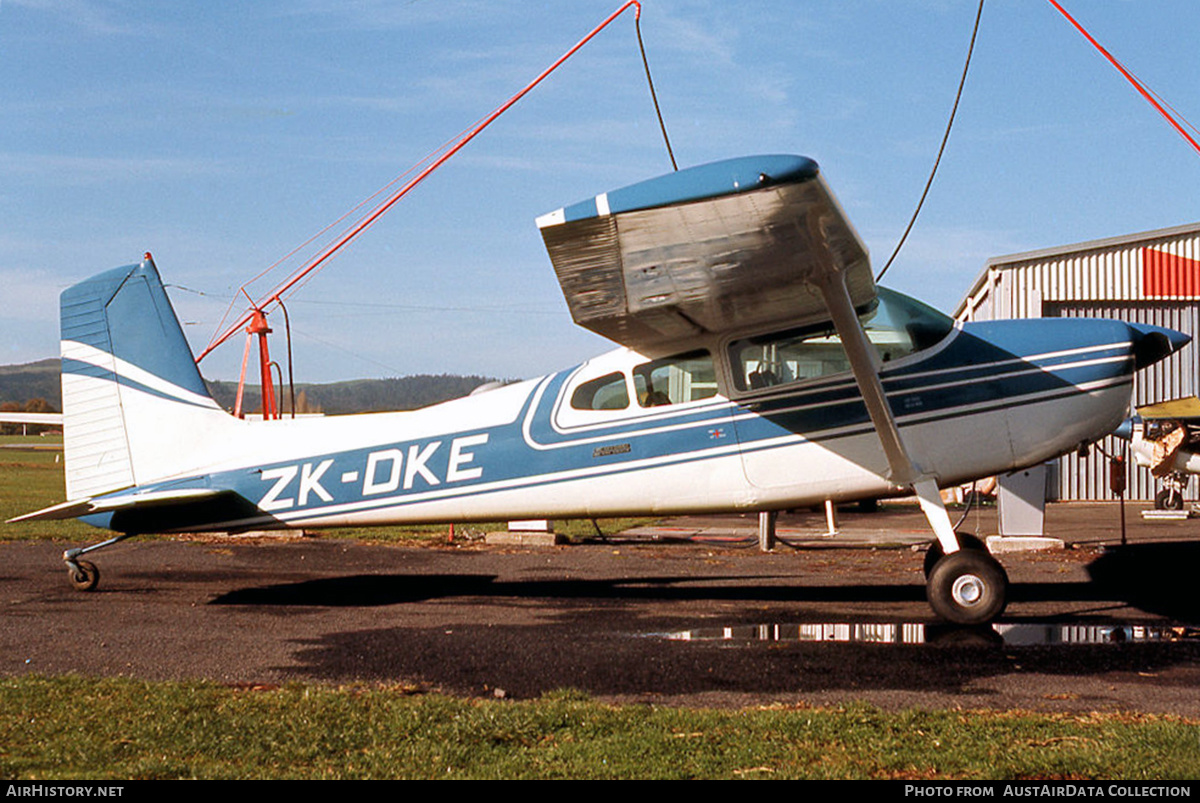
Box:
(62, 534, 132, 592)
(914, 478, 1008, 624)
(815, 273, 1008, 624)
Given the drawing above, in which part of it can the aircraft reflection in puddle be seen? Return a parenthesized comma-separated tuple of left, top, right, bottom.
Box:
(661, 622, 1200, 646)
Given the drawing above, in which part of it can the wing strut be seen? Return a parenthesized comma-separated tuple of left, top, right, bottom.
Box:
(815, 269, 961, 555)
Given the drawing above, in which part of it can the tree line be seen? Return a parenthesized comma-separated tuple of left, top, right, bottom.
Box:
(0, 358, 503, 422)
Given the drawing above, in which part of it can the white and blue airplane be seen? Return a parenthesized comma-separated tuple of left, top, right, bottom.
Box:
(10, 154, 1188, 624)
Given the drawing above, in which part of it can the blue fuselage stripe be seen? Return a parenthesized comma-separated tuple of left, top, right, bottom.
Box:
(99, 320, 1139, 533)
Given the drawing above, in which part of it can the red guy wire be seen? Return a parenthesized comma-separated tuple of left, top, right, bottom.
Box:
(197, 1, 643, 364)
(1046, 0, 1200, 156)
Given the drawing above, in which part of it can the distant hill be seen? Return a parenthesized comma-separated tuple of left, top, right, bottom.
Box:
(0, 359, 61, 409)
(206, 375, 502, 415)
(0, 359, 502, 415)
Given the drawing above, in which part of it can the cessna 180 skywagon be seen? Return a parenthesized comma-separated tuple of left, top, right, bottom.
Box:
(11, 154, 1188, 624)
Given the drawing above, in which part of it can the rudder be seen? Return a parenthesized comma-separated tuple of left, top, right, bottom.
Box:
(60, 254, 228, 499)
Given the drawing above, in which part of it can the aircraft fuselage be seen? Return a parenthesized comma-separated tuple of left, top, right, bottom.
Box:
(84, 312, 1157, 536)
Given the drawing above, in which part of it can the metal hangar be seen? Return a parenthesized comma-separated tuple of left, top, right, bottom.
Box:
(955, 221, 1200, 501)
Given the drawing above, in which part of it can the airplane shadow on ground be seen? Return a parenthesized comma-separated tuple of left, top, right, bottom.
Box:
(1082, 541, 1200, 621)
(208, 574, 928, 607)
(209, 542, 1200, 623)
(200, 546, 1200, 698)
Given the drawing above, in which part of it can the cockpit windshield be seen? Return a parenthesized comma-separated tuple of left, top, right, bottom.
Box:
(728, 288, 954, 392)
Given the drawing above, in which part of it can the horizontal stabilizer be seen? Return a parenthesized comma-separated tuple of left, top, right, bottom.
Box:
(538, 155, 875, 352)
(8, 488, 223, 523)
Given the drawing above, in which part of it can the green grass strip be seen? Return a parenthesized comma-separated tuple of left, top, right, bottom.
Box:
(1, 676, 1196, 780)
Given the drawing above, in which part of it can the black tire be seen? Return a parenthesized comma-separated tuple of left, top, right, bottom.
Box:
(68, 560, 99, 592)
(1155, 488, 1184, 510)
(922, 533, 988, 578)
(926, 550, 1008, 625)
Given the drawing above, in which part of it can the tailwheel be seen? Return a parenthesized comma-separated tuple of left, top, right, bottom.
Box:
(926, 549, 1007, 625)
(67, 559, 100, 592)
(60, 535, 129, 592)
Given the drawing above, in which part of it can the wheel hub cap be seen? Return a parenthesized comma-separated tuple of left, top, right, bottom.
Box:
(951, 573, 984, 606)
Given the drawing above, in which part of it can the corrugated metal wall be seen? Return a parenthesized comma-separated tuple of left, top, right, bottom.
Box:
(954, 223, 1200, 501)
(1044, 302, 1199, 501)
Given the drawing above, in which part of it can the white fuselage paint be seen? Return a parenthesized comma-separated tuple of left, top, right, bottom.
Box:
(77, 335, 1137, 534)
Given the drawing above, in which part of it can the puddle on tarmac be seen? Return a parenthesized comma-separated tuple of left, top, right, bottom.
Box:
(656, 622, 1200, 646)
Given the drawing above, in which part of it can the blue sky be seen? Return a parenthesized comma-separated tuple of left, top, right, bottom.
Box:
(3, 0, 1199, 384)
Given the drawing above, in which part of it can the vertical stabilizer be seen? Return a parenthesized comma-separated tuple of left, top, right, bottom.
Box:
(60, 255, 230, 499)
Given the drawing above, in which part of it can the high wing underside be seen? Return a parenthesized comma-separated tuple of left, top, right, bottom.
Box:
(537, 155, 875, 353)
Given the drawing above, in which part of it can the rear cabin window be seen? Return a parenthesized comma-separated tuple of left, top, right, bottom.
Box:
(728, 288, 954, 392)
(570, 372, 630, 411)
(633, 351, 718, 407)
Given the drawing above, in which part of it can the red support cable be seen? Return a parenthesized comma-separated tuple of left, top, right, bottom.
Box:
(197, 0, 643, 365)
(1046, 0, 1200, 156)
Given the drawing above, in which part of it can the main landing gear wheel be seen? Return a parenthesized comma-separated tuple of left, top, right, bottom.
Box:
(67, 559, 99, 592)
(926, 549, 1008, 625)
(922, 533, 987, 578)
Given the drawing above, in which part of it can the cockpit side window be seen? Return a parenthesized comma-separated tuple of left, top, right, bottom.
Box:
(730, 327, 846, 391)
(728, 288, 954, 392)
(570, 371, 630, 411)
(632, 350, 718, 407)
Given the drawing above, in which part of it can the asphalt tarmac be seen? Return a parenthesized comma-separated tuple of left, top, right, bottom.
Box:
(4, 502, 1200, 714)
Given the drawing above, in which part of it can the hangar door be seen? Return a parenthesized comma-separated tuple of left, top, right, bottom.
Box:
(1043, 302, 1200, 501)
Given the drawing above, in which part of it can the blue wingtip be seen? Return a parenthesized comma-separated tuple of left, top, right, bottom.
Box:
(555, 154, 820, 223)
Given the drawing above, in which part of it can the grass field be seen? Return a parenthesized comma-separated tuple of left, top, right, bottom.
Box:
(0, 435, 92, 542)
(2, 435, 1197, 780)
(2, 677, 1197, 780)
